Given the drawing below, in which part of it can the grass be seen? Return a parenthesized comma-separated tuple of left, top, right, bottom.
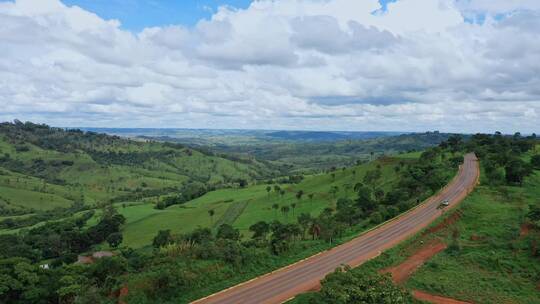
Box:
(214, 200, 250, 228)
(0, 185, 72, 210)
(117, 203, 226, 248)
(118, 156, 411, 248)
(406, 171, 540, 304)
(0, 132, 276, 211)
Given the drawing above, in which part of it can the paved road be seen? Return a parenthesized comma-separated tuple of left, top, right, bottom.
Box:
(193, 153, 480, 304)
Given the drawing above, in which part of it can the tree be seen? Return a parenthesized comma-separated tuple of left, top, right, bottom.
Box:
(447, 135, 463, 153)
(531, 154, 540, 169)
(311, 266, 412, 304)
(0, 258, 44, 303)
(318, 209, 340, 243)
(297, 213, 312, 240)
(266, 185, 272, 195)
(308, 193, 314, 201)
(186, 227, 213, 244)
(249, 221, 270, 240)
(281, 205, 290, 220)
(309, 221, 322, 240)
(374, 188, 385, 202)
(280, 189, 285, 199)
(527, 205, 540, 229)
(216, 224, 240, 241)
(106, 232, 123, 248)
(152, 230, 172, 248)
(269, 221, 301, 255)
(336, 198, 361, 227)
(274, 185, 281, 194)
(356, 186, 376, 213)
(370, 211, 383, 224)
(237, 179, 248, 188)
(505, 158, 532, 186)
(291, 203, 297, 216)
(208, 209, 215, 225)
(295, 190, 304, 201)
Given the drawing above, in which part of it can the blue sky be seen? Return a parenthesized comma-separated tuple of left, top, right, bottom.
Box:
(61, 0, 251, 30)
(61, 0, 397, 31)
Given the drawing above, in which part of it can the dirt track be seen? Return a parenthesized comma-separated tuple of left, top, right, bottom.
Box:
(413, 290, 473, 304)
(382, 241, 448, 284)
(192, 153, 480, 304)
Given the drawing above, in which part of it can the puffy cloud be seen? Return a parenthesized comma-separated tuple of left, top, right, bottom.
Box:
(0, 0, 539, 133)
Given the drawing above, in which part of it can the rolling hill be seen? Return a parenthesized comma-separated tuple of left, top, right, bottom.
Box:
(0, 121, 279, 215)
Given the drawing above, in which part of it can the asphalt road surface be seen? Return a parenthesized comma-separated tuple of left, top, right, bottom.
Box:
(193, 153, 480, 304)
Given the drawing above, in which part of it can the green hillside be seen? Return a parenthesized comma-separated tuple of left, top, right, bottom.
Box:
(0, 121, 279, 215)
(114, 155, 415, 248)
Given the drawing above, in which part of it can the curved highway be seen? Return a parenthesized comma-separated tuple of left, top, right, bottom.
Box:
(193, 153, 480, 304)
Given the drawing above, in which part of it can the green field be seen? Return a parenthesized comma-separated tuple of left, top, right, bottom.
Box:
(118, 156, 413, 248)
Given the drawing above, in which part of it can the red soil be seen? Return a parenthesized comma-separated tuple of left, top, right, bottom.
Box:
(413, 290, 473, 304)
(381, 241, 447, 284)
(423, 211, 462, 236)
(469, 234, 483, 241)
(118, 286, 129, 304)
(519, 223, 531, 238)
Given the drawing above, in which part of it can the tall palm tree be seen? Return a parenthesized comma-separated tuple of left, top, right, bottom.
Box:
(281, 205, 290, 221)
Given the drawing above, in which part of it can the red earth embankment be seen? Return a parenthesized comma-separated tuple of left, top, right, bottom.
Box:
(381, 241, 447, 284)
(413, 290, 473, 304)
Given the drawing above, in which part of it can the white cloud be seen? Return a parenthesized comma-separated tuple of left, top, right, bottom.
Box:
(0, 0, 539, 133)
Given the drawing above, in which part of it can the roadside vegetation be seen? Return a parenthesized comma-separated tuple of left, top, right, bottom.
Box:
(292, 133, 539, 304)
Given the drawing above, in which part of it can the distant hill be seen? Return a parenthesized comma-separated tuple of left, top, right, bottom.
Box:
(217, 131, 457, 172)
(78, 128, 453, 172)
(80, 128, 403, 144)
(264, 130, 401, 141)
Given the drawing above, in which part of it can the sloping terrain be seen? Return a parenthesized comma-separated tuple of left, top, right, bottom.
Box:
(116, 153, 416, 248)
(0, 121, 278, 214)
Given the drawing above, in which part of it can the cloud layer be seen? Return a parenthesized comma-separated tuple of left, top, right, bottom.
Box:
(0, 0, 539, 133)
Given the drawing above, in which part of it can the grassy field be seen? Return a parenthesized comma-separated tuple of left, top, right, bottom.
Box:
(405, 171, 540, 304)
(118, 155, 415, 248)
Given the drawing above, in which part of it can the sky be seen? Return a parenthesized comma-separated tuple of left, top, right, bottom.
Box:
(0, 0, 539, 133)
